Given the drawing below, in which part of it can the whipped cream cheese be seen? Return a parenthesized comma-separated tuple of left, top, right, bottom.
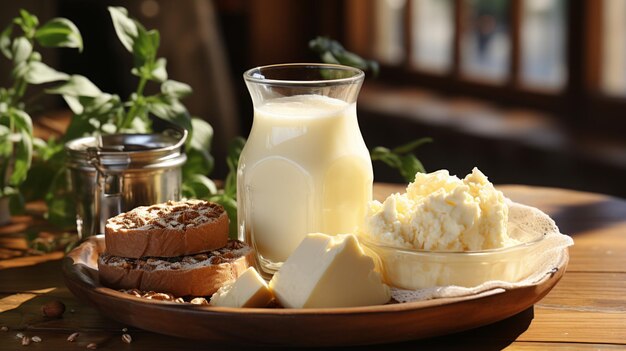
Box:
(362, 168, 517, 251)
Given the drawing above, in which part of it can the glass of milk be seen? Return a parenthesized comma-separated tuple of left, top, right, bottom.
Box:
(239, 63, 373, 276)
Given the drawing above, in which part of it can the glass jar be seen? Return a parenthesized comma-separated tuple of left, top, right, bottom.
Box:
(239, 63, 372, 276)
(65, 131, 187, 239)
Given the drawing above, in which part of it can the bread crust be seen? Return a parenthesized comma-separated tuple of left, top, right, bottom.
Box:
(98, 241, 254, 297)
(105, 200, 229, 258)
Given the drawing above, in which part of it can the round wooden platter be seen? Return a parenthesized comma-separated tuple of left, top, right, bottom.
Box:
(62, 235, 568, 347)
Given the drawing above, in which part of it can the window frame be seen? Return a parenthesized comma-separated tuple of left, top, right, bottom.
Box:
(343, 0, 626, 134)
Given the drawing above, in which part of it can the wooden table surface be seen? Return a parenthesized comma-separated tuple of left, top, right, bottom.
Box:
(0, 184, 624, 350)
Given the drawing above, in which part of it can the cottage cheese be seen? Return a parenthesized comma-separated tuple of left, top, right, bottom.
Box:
(361, 168, 516, 251)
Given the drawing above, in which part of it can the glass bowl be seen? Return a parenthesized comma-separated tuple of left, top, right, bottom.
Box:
(360, 232, 546, 290)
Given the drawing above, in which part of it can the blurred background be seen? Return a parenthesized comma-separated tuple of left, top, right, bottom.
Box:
(2, 0, 626, 197)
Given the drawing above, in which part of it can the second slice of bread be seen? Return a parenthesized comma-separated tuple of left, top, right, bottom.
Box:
(98, 240, 253, 297)
(105, 200, 229, 258)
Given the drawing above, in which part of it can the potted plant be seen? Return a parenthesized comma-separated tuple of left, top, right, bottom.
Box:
(15, 8, 429, 241)
(0, 9, 82, 224)
(30, 7, 221, 234)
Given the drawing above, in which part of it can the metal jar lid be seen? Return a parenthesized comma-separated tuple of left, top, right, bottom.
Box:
(65, 129, 188, 172)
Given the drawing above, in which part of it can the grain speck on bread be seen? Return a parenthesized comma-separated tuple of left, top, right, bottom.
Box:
(106, 200, 222, 231)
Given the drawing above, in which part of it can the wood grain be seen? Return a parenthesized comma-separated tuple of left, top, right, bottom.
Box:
(0, 252, 64, 271)
(537, 272, 626, 311)
(504, 343, 626, 351)
(0, 184, 625, 350)
(518, 308, 626, 344)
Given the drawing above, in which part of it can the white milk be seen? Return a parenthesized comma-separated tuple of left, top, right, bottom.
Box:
(237, 94, 373, 273)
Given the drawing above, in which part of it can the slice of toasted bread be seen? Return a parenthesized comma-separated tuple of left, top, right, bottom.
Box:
(98, 240, 253, 297)
(105, 200, 229, 258)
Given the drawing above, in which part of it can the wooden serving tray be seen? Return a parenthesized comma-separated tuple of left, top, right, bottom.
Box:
(62, 235, 568, 347)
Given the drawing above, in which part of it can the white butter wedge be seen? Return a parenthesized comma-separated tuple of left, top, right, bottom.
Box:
(269, 233, 390, 308)
(210, 267, 273, 308)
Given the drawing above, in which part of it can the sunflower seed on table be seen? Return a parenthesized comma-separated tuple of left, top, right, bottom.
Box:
(31, 336, 42, 342)
(0, 326, 8, 332)
(122, 333, 132, 344)
(21, 336, 30, 345)
(67, 332, 80, 342)
(86, 342, 97, 349)
(16, 332, 24, 338)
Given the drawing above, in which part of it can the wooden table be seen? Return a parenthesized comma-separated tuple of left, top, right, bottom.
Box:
(0, 184, 624, 350)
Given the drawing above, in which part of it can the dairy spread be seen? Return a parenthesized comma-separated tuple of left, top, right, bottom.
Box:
(268, 233, 390, 308)
(210, 267, 273, 308)
(361, 168, 517, 251)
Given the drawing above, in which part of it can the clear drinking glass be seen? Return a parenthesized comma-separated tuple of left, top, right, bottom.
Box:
(239, 63, 373, 277)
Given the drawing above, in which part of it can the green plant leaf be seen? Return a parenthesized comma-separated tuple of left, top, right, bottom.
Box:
(337, 51, 367, 68)
(8, 190, 25, 215)
(190, 117, 213, 152)
(184, 148, 214, 179)
(47, 74, 102, 97)
(227, 137, 246, 172)
(124, 113, 151, 134)
(108, 6, 139, 52)
(146, 95, 192, 132)
(63, 96, 83, 115)
(0, 125, 11, 158)
(44, 166, 76, 229)
(392, 137, 433, 154)
(398, 154, 425, 182)
(10, 108, 32, 135)
(209, 194, 238, 239)
(0, 24, 13, 59)
(223, 171, 236, 199)
(35, 18, 83, 51)
(23, 61, 69, 84)
(62, 113, 95, 141)
(83, 93, 121, 115)
(309, 36, 342, 54)
(11, 37, 32, 64)
(310, 36, 380, 77)
(161, 80, 192, 99)
(29, 51, 41, 62)
(182, 174, 217, 199)
(19, 9, 39, 29)
(151, 57, 167, 82)
(320, 51, 340, 64)
(371, 146, 401, 168)
(14, 9, 38, 37)
(47, 75, 103, 114)
(370, 138, 431, 182)
(9, 129, 32, 186)
(11, 60, 28, 79)
(182, 118, 214, 176)
(132, 27, 159, 69)
(32, 136, 63, 161)
(224, 137, 246, 197)
(62, 94, 124, 140)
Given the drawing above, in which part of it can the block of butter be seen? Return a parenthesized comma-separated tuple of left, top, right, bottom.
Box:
(210, 267, 273, 308)
(269, 233, 390, 308)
